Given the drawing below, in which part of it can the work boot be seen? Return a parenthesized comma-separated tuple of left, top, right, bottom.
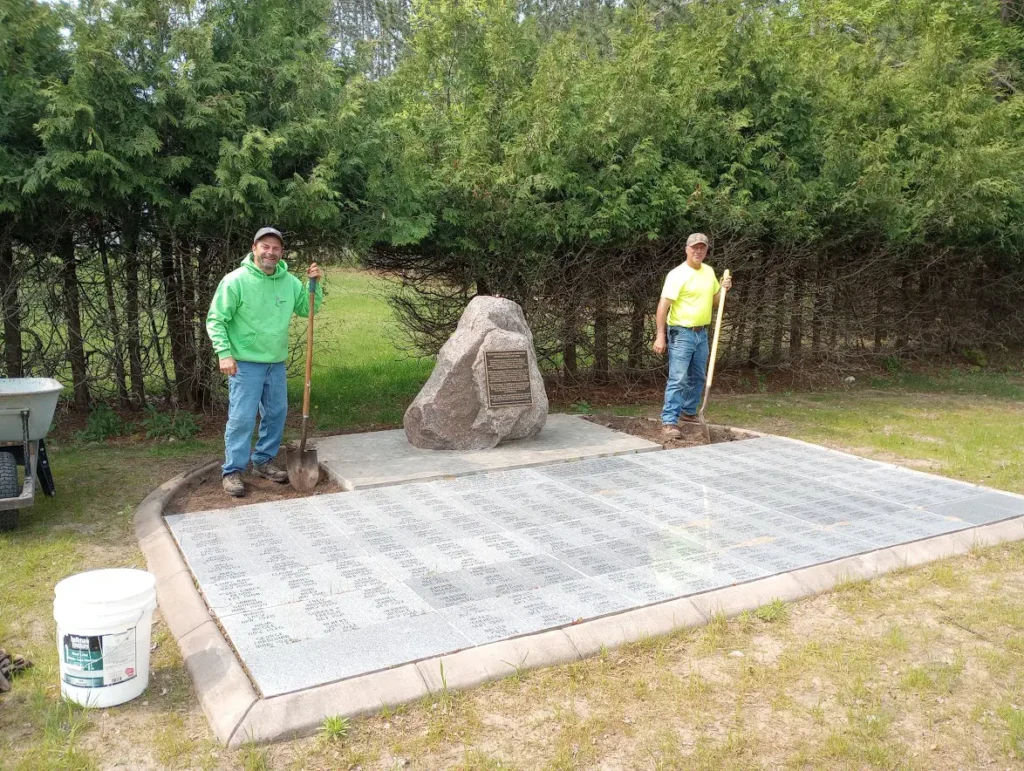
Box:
(252, 461, 289, 484)
(222, 472, 245, 497)
(679, 414, 699, 424)
(661, 424, 682, 440)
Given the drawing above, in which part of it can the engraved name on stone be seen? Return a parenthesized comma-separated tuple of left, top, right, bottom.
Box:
(484, 350, 533, 407)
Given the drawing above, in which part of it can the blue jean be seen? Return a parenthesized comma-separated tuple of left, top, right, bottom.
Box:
(660, 326, 709, 425)
(223, 361, 288, 476)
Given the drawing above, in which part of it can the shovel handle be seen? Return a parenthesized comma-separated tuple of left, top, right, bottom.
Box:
(701, 269, 730, 410)
(300, 277, 316, 453)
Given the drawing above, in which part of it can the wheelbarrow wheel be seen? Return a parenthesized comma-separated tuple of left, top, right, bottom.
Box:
(0, 451, 19, 532)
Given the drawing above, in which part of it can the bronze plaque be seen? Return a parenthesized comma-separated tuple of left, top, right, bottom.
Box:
(484, 350, 533, 407)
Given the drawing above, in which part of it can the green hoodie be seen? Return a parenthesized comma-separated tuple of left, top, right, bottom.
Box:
(206, 253, 324, 363)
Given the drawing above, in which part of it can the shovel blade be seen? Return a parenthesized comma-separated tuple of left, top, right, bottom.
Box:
(697, 413, 712, 445)
(286, 444, 320, 493)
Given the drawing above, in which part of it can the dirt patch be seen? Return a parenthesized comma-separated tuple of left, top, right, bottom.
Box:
(167, 458, 342, 514)
(583, 413, 756, 449)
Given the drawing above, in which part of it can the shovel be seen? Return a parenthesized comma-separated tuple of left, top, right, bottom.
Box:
(697, 269, 730, 445)
(286, 276, 319, 492)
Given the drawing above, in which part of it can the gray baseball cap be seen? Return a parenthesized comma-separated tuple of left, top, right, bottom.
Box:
(253, 227, 284, 245)
(686, 232, 710, 247)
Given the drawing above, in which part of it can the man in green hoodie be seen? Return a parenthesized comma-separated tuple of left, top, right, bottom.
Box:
(206, 227, 324, 497)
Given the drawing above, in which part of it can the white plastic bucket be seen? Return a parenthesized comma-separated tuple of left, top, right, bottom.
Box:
(53, 569, 157, 708)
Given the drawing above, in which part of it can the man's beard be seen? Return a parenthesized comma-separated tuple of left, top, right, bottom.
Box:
(260, 257, 278, 271)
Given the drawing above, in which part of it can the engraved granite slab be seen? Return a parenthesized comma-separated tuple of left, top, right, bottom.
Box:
(166, 434, 1023, 697)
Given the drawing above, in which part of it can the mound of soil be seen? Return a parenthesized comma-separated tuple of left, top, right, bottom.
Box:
(167, 458, 342, 514)
(584, 414, 754, 449)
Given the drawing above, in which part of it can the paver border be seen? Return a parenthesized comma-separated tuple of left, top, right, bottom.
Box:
(135, 458, 262, 746)
(135, 432, 1024, 747)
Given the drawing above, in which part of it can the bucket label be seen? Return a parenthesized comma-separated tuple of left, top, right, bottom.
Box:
(62, 628, 137, 688)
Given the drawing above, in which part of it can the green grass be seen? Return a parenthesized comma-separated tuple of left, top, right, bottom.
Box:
(868, 366, 1024, 400)
(291, 269, 433, 432)
(705, 391, 1024, 493)
(0, 440, 217, 771)
(319, 714, 350, 742)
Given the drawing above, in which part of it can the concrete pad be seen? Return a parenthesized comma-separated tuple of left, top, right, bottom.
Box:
(889, 533, 971, 568)
(316, 413, 660, 489)
(139, 529, 188, 583)
(416, 628, 581, 692)
(686, 573, 809, 620)
(145, 436, 1024, 747)
(561, 597, 707, 657)
(791, 551, 901, 593)
(231, 662, 429, 746)
(965, 516, 1024, 547)
(156, 570, 211, 642)
(179, 620, 259, 745)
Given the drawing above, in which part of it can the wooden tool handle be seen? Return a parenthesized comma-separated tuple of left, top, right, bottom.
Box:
(705, 269, 730, 393)
(299, 277, 316, 453)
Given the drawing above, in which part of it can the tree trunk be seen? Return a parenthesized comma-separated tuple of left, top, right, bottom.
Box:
(895, 273, 912, 351)
(789, 267, 805, 359)
(124, 244, 146, 405)
(177, 238, 209, 407)
(873, 289, 884, 353)
(193, 243, 218, 407)
(98, 230, 129, 407)
(59, 233, 90, 409)
(827, 278, 838, 352)
(770, 274, 787, 362)
(0, 222, 23, 378)
(1001, 0, 1018, 24)
(810, 260, 824, 354)
(726, 281, 748, 363)
(593, 294, 610, 385)
(747, 281, 763, 363)
(627, 295, 645, 373)
(161, 232, 192, 406)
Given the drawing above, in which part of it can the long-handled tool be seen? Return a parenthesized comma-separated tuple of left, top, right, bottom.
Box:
(697, 269, 730, 445)
(286, 276, 319, 492)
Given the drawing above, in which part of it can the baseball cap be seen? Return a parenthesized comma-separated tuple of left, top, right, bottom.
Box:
(253, 227, 284, 245)
(686, 232, 709, 247)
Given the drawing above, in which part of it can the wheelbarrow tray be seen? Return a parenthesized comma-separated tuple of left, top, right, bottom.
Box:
(0, 378, 63, 441)
(0, 378, 62, 518)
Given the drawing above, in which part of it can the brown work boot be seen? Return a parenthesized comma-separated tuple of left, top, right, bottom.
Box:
(661, 424, 682, 439)
(222, 472, 245, 497)
(679, 414, 699, 424)
(252, 461, 288, 484)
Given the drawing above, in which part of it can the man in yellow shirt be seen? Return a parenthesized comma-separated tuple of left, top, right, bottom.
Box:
(653, 233, 733, 438)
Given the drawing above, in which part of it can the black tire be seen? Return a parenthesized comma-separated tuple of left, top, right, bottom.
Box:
(0, 452, 20, 532)
(0, 452, 18, 498)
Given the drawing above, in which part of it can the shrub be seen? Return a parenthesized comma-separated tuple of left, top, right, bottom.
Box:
(141, 406, 200, 440)
(75, 404, 135, 442)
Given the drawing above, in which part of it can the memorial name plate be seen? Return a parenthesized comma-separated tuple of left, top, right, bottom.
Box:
(484, 350, 533, 407)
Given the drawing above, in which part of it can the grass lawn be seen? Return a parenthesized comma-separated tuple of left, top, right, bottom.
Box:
(2, 269, 1023, 770)
(292, 269, 433, 432)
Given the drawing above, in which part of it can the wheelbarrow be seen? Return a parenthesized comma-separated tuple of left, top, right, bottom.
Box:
(0, 378, 62, 531)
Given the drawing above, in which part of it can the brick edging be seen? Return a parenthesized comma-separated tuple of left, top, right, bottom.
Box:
(134, 458, 261, 746)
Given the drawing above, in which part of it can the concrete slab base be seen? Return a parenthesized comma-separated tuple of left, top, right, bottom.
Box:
(140, 432, 1024, 747)
(316, 413, 661, 489)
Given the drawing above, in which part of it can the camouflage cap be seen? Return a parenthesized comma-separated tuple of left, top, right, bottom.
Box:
(686, 232, 710, 247)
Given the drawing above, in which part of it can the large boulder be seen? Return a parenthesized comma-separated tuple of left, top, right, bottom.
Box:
(404, 296, 548, 450)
